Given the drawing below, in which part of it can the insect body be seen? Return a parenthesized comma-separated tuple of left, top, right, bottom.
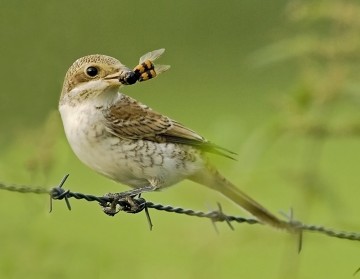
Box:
(134, 60, 157, 81)
(120, 49, 170, 85)
(119, 71, 139, 85)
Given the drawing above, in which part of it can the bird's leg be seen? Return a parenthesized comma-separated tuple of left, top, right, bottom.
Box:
(118, 181, 160, 213)
(100, 182, 159, 216)
(101, 194, 119, 216)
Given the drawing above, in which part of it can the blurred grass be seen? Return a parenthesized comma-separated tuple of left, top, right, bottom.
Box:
(1, 0, 360, 278)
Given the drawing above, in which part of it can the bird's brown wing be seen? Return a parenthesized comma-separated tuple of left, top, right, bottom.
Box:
(103, 95, 236, 159)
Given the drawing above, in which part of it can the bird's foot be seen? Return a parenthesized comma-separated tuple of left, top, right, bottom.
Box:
(100, 185, 156, 216)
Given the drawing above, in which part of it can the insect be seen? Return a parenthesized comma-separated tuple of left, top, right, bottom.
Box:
(120, 49, 170, 85)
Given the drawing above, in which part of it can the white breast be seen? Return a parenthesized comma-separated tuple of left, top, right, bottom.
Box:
(59, 95, 204, 189)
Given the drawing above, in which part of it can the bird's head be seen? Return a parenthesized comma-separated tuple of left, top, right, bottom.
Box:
(60, 54, 135, 105)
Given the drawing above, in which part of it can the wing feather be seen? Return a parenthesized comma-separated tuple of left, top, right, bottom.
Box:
(104, 95, 236, 159)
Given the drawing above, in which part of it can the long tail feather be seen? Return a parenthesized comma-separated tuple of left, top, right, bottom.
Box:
(190, 164, 291, 230)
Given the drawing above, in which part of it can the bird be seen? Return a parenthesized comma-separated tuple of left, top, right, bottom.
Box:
(58, 49, 289, 230)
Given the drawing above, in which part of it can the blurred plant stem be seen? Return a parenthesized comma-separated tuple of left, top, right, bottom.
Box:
(248, 0, 360, 217)
(281, 0, 360, 209)
(24, 111, 62, 184)
(253, 1, 360, 278)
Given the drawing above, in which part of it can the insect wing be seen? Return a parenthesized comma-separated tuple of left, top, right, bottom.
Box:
(154, 64, 171, 75)
(139, 48, 166, 64)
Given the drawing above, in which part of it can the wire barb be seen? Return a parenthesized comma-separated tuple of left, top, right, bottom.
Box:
(280, 208, 304, 253)
(210, 202, 235, 234)
(144, 205, 153, 231)
(49, 174, 71, 212)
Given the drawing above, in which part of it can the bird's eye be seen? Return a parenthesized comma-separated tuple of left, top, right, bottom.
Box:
(86, 66, 99, 77)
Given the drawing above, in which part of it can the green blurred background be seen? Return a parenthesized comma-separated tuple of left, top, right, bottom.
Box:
(1, 0, 360, 278)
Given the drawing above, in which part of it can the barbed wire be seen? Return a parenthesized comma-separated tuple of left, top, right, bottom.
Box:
(1, 174, 360, 244)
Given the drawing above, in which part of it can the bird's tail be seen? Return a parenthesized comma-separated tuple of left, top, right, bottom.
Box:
(189, 163, 290, 230)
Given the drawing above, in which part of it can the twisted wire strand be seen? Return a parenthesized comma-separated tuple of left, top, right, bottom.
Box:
(0, 182, 49, 194)
(145, 202, 259, 225)
(1, 175, 360, 242)
(300, 224, 360, 241)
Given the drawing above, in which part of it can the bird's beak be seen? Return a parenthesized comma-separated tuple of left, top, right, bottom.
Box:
(104, 69, 127, 80)
(104, 66, 138, 86)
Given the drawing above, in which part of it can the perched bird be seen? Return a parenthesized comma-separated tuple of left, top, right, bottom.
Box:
(59, 49, 289, 229)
